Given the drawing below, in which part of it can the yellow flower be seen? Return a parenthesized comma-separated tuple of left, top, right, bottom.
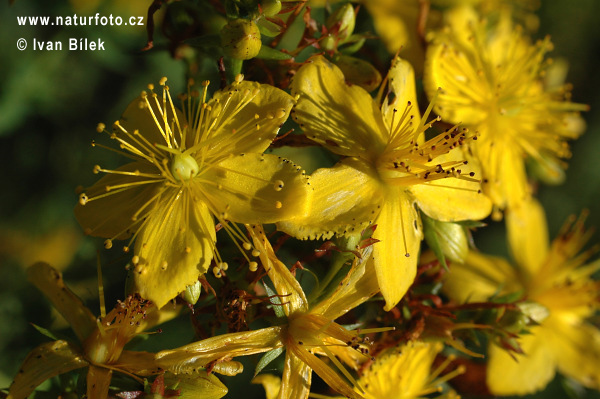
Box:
(356, 341, 462, 399)
(75, 76, 309, 308)
(424, 9, 586, 216)
(8, 262, 216, 399)
(279, 55, 491, 311)
(156, 224, 381, 399)
(362, 0, 425, 71)
(443, 199, 600, 395)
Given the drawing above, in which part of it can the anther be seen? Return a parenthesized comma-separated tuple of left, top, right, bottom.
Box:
(79, 193, 88, 205)
(104, 239, 113, 249)
(243, 242, 252, 251)
(251, 249, 261, 257)
(93, 165, 101, 174)
(96, 123, 105, 133)
(249, 261, 258, 272)
(273, 180, 284, 191)
(159, 77, 168, 86)
(275, 201, 282, 209)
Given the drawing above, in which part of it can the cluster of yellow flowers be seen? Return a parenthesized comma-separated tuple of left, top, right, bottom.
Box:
(8, 1, 599, 399)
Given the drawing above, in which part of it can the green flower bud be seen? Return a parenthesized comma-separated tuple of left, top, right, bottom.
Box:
(518, 301, 550, 324)
(261, 0, 282, 17)
(527, 152, 566, 185)
(422, 214, 469, 265)
(182, 280, 202, 305)
(326, 3, 356, 42)
(498, 309, 528, 334)
(221, 19, 262, 60)
(333, 55, 382, 92)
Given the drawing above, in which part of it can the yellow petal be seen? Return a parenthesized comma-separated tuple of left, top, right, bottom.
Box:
(311, 245, 379, 321)
(290, 344, 363, 399)
(207, 81, 295, 156)
(164, 370, 228, 399)
(506, 198, 549, 277)
(8, 340, 88, 399)
(381, 57, 420, 134)
(252, 374, 282, 399)
(372, 189, 422, 311)
(201, 153, 310, 224)
(474, 132, 531, 210)
(443, 252, 522, 304)
(27, 263, 96, 342)
(75, 162, 161, 240)
(409, 150, 492, 222)
(86, 365, 112, 399)
(278, 352, 312, 399)
(156, 326, 284, 373)
(424, 37, 487, 126)
(487, 327, 555, 395)
(291, 56, 388, 159)
(133, 191, 215, 309)
(118, 89, 185, 150)
(277, 157, 385, 240)
(248, 224, 308, 316)
(547, 315, 600, 389)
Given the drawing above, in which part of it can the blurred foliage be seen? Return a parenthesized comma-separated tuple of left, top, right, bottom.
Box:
(0, 0, 599, 398)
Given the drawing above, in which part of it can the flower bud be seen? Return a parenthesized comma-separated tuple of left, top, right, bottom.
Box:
(422, 215, 469, 265)
(182, 280, 202, 305)
(527, 152, 565, 185)
(221, 19, 262, 60)
(333, 55, 382, 92)
(261, 0, 282, 17)
(326, 3, 356, 42)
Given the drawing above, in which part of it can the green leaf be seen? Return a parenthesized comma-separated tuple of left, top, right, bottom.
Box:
(257, 18, 282, 37)
(256, 46, 292, 60)
(31, 323, 59, 341)
(254, 346, 284, 377)
(422, 214, 449, 271)
(263, 283, 285, 318)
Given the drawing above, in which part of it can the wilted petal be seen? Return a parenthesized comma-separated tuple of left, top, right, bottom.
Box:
(8, 340, 88, 399)
(278, 352, 312, 399)
(156, 326, 284, 373)
(27, 263, 96, 342)
(248, 224, 308, 316)
(86, 365, 112, 399)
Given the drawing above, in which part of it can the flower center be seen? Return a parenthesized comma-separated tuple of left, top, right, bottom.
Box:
(170, 152, 199, 181)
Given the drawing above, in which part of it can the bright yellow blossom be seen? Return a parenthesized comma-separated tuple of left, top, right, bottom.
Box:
(7, 263, 225, 399)
(279, 56, 491, 310)
(424, 9, 586, 217)
(156, 224, 381, 399)
(75, 76, 308, 308)
(443, 199, 600, 395)
(355, 341, 462, 399)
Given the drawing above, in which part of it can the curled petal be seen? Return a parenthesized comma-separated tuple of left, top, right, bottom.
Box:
(277, 157, 385, 240)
